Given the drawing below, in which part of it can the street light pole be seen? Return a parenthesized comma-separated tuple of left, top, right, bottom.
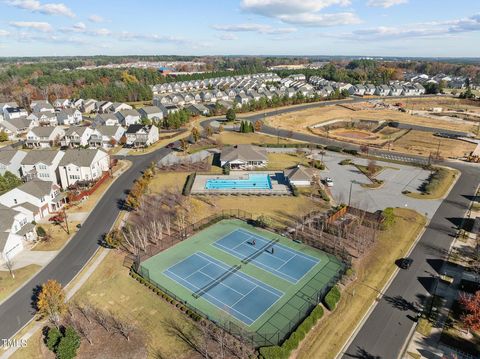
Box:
(348, 181, 353, 206)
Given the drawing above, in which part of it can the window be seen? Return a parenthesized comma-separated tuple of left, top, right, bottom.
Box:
(14, 199, 17, 204)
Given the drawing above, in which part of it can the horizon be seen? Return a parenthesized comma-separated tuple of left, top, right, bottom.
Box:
(0, 0, 479, 57)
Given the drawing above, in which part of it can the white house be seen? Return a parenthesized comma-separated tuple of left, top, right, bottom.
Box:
(81, 99, 96, 114)
(95, 101, 113, 114)
(0, 180, 65, 220)
(109, 102, 132, 113)
(93, 113, 120, 127)
(58, 148, 110, 189)
(0, 205, 37, 261)
(57, 108, 82, 125)
(158, 104, 179, 118)
(375, 85, 391, 97)
(0, 149, 27, 177)
(1, 117, 34, 136)
(30, 100, 55, 114)
(220, 145, 268, 169)
(284, 165, 317, 187)
(88, 126, 125, 148)
(26, 126, 65, 148)
(389, 84, 404, 97)
(138, 106, 163, 121)
(115, 109, 141, 126)
(125, 125, 159, 147)
(27, 111, 57, 126)
(4, 107, 28, 121)
(62, 127, 94, 147)
(20, 149, 64, 183)
(53, 99, 71, 109)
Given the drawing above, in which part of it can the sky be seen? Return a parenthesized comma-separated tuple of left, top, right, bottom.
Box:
(0, 0, 479, 57)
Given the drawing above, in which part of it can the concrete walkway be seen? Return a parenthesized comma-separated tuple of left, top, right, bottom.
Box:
(0, 250, 58, 271)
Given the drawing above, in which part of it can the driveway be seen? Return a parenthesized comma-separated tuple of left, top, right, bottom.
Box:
(315, 151, 444, 218)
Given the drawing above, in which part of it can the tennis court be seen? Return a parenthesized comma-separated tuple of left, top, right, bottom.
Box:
(213, 228, 319, 283)
(164, 252, 283, 325)
(139, 218, 345, 346)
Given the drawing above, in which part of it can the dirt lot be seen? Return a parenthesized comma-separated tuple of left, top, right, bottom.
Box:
(266, 103, 478, 134)
(384, 97, 480, 112)
(389, 130, 476, 158)
(213, 131, 303, 145)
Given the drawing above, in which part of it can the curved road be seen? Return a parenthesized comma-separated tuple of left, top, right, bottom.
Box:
(1, 97, 478, 359)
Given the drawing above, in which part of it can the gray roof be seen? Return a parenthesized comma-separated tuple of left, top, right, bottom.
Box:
(0, 204, 18, 233)
(94, 125, 123, 137)
(220, 145, 267, 163)
(16, 180, 54, 198)
(21, 149, 61, 165)
(0, 149, 19, 165)
(139, 106, 161, 115)
(65, 126, 89, 136)
(30, 126, 58, 137)
(57, 108, 79, 118)
(59, 148, 107, 167)
(0, 232, 10, 252)
(284, 165, 316, 182)
(5, 116, 31, 129)
(116, 109, 140, 119)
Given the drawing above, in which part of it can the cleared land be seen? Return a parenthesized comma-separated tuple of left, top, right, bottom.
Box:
(0, 264, 41, 303)
(384, 97, 480, 112)
(295, 208, 426, 359)
(213, 131, 303, 145)
(389, 131, 476, 158)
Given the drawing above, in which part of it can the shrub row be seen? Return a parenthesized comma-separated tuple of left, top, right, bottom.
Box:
(259, 306, 324, 359)
(291, 184, 299, 197)
(325, 145, 342, 152)
(182, 172, 197, 196)
(311, 160, 325, 170)
(324, 285, 341, 311)
(318, 188, 330, 202)
(339, 159, 352, 166)
(130, 270, 202, 321)
(255, 143, 325, 149)
(423, 167, 448, 194)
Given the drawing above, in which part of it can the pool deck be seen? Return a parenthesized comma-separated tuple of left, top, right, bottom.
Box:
(191, 171, 291, 195)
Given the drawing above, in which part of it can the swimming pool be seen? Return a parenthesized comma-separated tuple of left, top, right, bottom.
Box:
(205, 173, 272, 190)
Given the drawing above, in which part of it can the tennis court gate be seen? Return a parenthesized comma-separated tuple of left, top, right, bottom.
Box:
(138, 261, 346, 348)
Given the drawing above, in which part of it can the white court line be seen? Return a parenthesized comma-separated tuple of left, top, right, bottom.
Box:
(184, 262, 213, 281)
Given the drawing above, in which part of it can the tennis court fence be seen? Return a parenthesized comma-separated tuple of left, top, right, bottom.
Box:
(138, 258, 345, 348)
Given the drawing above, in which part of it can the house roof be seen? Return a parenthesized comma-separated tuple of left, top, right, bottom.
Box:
(57, 108, 79, 118)
(220, 145, 267, 163)
(5, 116, 31, 129)
(126, 124, 152, 134)
(0, 149, 19, 165)
(140, 106, 161, 115)
(94, 125, 123, 137)
(64, 126, 89, 136)
(59, 148, 106, 167)
(16, 180, 54, 198)
(0, 204, 18, 233)
(30, 126, 58, 137)
(0, 232, 10, 252)
(21, 149, 61, 165)
(284, 165, 316, 182)
(116, 109, 140, 119)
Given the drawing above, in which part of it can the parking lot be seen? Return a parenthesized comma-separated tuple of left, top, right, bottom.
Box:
(312, 151, 446, 218)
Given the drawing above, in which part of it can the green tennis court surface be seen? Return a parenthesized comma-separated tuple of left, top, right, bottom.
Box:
(140, 219, 344, 346)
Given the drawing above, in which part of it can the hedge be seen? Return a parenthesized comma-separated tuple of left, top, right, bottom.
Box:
(291, 184, 299, 197)
(325, 145, 343, 152)
(259, 305, 324, 359)
(324, 285, 341, 311)
(318, 188, 330, 202)
(343, 149, 358, 156)
(255, 143, 324, 149)
(182, 172, 197, 195)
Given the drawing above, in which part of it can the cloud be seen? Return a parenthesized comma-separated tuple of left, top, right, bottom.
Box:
(240, 0, 359, 26)
(93, 28, 111, 36)
(217, 33, 239, 41)
(71, 22, 86, 32)
(337, 13, 480, 41)
(212, 23, 297, 34)
(0, 29, 9, 36)
(118, 31, 188, 44)
(88, 14, 104, 23)
(367, 0, 408, 8)
(6, 0, 75, 17)
(10, 21, 53, 32)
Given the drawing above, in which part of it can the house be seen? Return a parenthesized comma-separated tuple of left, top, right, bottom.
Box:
(93, 113, 120, 127)
(57, 108, 82, 126)
(115, 109, 141, 126)
(53, 99, 71, 109)
(389, 84, 404, 96)
(0, 149, 27, 177)
(220, 145, 268, 169)
(375, 85, 391, 97)
(4, 107, 28, 121)
(364, 84, 376, 95)
(349, 85, 366, 96)
(81, 99, 96, 114)
(284, 165, 317, 187)
(153, 95, 173, 107)
(125, 125, 159, 147)
(62, 127, 94, 147)
(0, 205, 37, 261)
(0, 180, 65, 220)
(158, 104, 179, 118)
(31, 100, 55, 114)
(413, 83, 426, 95)
(26, 127, 65, 148)
(20, 149, 64, 183)
(235, 94, 250, 105)
(0, 102, 19, 115)
(1, 117, 34, 135)
(88, 126, 125, 148)
(200, 91, 215, 103)
(95, 101, 113, 114)
(109, 102, 132, 113)
(58, 149, 110, 189)
(186, 103, 210, 116)
(27, 111, 57, 126)
(138, 106, 163, 121)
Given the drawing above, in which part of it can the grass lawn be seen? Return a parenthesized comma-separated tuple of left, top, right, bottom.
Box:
(266, 152, 310, 170)
(405, 167, 459, 200)
(214, 131, 304, 146)
(0, 265, 41, 303)
(354, 163, 383, 178)
(296, 208, 426, 359)
(33, 221, 81, 251)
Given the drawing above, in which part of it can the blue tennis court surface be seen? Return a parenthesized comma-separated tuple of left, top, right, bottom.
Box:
(213, 229, 319, 283)
(163, 252, 283, 325)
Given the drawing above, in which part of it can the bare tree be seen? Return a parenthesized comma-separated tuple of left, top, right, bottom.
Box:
(92, 307, 113, 333)
(112, 317, 135, 341)
(3, 256, 15, 279)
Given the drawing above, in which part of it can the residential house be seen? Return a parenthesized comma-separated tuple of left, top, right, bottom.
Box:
(58, 148, 110, 189)
(110, 102, 132, 113)
(220, 145, 268, 169)
(0, 149, 27, 177)
(4, 107, 28, 121)
(93, 113, 120, 127)
(53, 99, 71, 109)
(0, 205, 37, 261)
(95, 101, 113, 114)
(81, 99, 96, 114)
(235, 94, 250, 106)
(125, 125, 159, 147)
(389, 84, 404, 96)
(349, 85, 366, 96)
(26, 127, 65, 149)
(364, 84, 376, 95)
(27, 111, 57, 126)
(88, 126, 125, 148)
(186, 104, 210, 116)
(62, 127, 94, 147)
(1, 117, 34, 136)
(72, 99, 84, 109)
(0, 180, 65, 220)
(115, 109, 141, 126)
(200, 91, 215, 103)
(284, 165, 317, 187)
(138, 106, 164, 121)
(20, 149, 64, 183)
(153, 95, 173, 107)
(57, 108, 82, 126)
(375, 85, 391, 97)
(158, 104, 179, 118)
(31, 100, 54, 113)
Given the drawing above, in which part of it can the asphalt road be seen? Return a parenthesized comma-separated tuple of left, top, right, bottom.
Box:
(0, 147, 171, 341)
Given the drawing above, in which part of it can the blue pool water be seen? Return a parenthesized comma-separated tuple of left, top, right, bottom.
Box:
(205, 174, 272, 190)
